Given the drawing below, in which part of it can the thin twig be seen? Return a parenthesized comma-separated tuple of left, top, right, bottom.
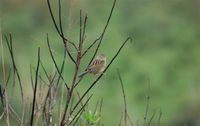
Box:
(40, 61, 51, 84)
(68, 90, 88, 124)
(44, 83, 56, 125)
(147, 109, 157, 126)
(80, 14, 88, 51)
(127, 114, 134, 126)
(4, 89, 10, 126)
(40, 61, 58, 87)
(58, 81, 65, 125)
(8, 104, 22, 126)
(117, 69, 128, 126)
(0, 89, 21, 126)
(81, 37, 101, 58)
(87, 0, 117, 66)
(75, 90, 85, 112)
(143, 77, 151, 126)
(47, 0, 77, 65)
(58, 0, 77, 66)
(72, 110, 84, 126)
(157, 110, 162, 126)
(0, 85, 4, 106)
(73, 76, 83, 88)
(30, 48, 40, 126)
(46, 34, 69, 90)
(69, 94, 75, 113)
(97, 98, 103, 126)
(0, 112, 4, 120)
(143, 96, 150, 126)
(0, 27, 6, 88)
(68, 94, 93, 126)
(93, 100, 99, 115)
(5, 67, 12, 88)
(5, 34, 24, 102)
(119, 112, 123, 126)
(54, 47, 67, 89)
(30, 65, 34, 90)
(46, 0, 78, 51)
(21, 101, 27, 126)
(79, 10, 82, 49)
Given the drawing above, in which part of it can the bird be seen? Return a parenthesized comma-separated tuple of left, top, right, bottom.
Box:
(78, 54, 106, 78)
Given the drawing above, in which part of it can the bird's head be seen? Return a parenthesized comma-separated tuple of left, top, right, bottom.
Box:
(98, 53, 106, 61)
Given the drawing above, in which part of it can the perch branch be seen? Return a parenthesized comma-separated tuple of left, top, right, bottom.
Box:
(72, 37, 132, 114)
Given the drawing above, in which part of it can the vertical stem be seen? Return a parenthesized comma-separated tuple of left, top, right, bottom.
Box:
(157, 110, 162, 126)
(4, 90, 10, 126)
(117, 69, 127, 126)
(30, 48, 40, 126)
(58, 82, 65, 125)
(60, 10, 85, 126)
(0, 22, 6, 86)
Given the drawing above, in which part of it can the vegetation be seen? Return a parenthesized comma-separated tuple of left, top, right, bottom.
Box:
(1, 0, 200, 126)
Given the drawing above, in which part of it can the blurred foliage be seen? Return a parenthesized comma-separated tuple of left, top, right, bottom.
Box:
(1, 0, 200, 126)
(81, 110, 101, 126)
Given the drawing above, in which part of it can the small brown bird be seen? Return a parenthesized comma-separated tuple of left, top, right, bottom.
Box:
(78, 54, 106, 78)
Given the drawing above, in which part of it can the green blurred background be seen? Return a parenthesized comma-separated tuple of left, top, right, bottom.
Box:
(1, 0, 200, 125)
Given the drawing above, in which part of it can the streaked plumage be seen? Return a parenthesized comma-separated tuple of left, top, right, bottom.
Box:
(78, 54, 106, 78)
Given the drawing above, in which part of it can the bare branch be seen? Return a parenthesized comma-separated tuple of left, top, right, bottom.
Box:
(72, 110, 84, 126)
(4, 89, 10, 126)
(58, 0, 77, 65)
(5, 34, 24, 102)
(30, 65, 34, 90)
(117, 69, 128, 126)
(157, 110, 162, 126)
(5, 67, 12, 88)
(46, 0, 77, 50)
(0, 85, 4, 106)
(55, 47, 67, 88)
(47, 0, 77, 65)
(79, 10, 82, 48)
(8, 104, 22, 126)
(46, 34, 69, 90)
(81, 37, 101, 58)
(86, 0, 117, 66)
(68, 94, 93, 126)
(143, 77, 151, 126)
(30, 48, 40, 126)
(93, 100, 99, 115)
(80, 14, 88, 51)
(127, 114, 134, 126)
(97, 98, 103, 126)
(147, 109, 157, 126)
(119, 112, 123, 126)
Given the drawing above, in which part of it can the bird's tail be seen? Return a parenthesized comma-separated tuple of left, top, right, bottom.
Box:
(78, 71, 89, 78)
